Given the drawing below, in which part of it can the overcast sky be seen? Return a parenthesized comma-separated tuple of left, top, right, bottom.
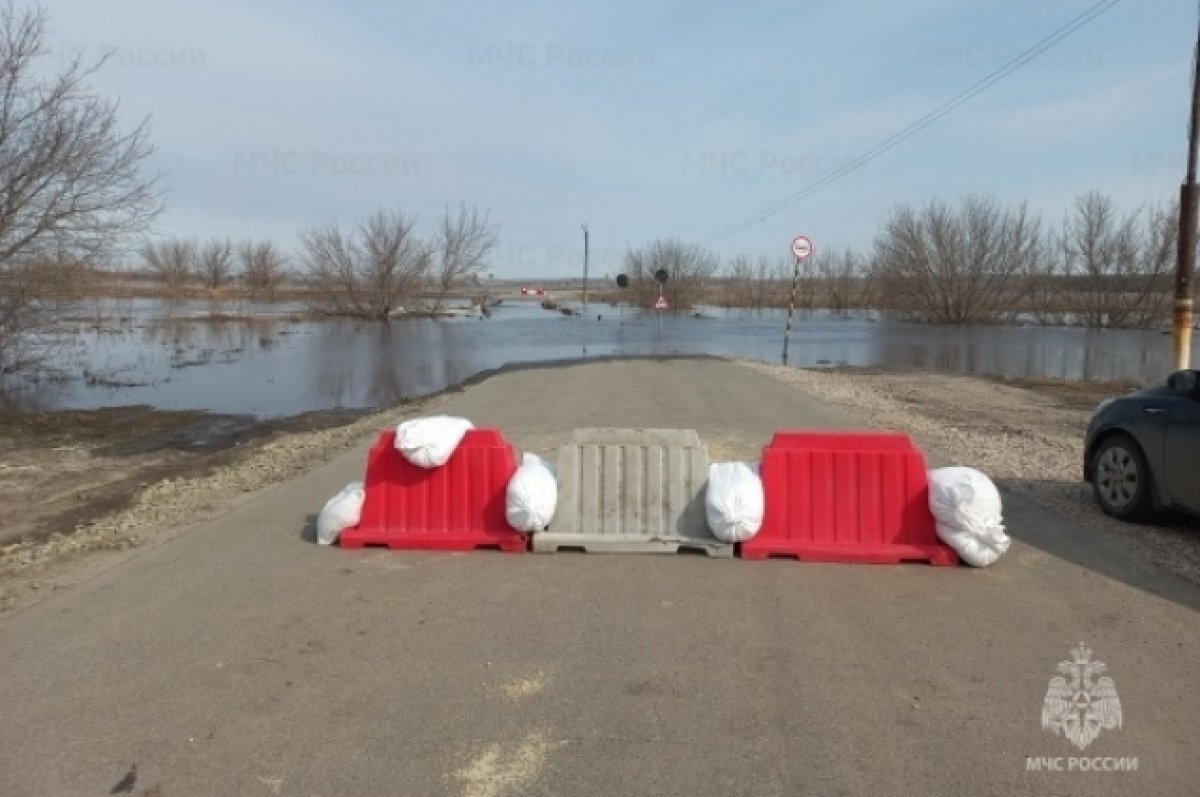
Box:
(45, 0, 1194, 277)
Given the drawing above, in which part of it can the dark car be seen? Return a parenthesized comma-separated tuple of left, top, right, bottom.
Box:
(1083, 369, 1200, 520)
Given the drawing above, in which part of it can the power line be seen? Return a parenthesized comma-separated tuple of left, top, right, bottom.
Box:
(702, 0, 1124, 245)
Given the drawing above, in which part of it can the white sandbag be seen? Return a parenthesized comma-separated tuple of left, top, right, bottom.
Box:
(394, 416, 474, 468)
(928, 467, 1010, 567)
(705, 461, 765, 543)
(317, 481, 365, 546)
(506, 452, 557, 533)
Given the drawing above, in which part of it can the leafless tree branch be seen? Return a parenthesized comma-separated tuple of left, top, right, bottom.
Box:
(301, 209, 431, 317)
(0, 1, 161, 369)
(237, 240, 287, 300)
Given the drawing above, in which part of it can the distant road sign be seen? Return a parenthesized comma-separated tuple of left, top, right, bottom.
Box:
(654, 295, 669, 310)
(791, 235, 813, 260)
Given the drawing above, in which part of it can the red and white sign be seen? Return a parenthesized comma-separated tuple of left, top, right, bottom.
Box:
(654, 295, 669, 310)
(791, 235, 813, 260)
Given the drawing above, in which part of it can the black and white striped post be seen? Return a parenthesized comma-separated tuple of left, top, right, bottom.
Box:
(782, 235, 813, 366)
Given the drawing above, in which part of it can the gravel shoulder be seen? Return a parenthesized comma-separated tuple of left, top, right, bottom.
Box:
(0, 401, 434, 612)
(0, 405, 372, 549)
(741, 362, 1200, 584)
(2, 359, 1197, 613)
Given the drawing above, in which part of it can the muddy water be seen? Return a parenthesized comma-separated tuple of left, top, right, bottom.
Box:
(3, 298, 1196, 417)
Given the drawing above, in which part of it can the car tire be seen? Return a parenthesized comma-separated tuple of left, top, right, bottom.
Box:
(1091, 433, 1156, 521)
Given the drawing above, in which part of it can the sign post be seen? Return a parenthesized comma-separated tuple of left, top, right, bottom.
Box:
(654, 269, 670, 332)
(782, 235, 813, 365)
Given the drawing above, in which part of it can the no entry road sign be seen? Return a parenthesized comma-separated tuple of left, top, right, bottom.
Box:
(791, 235, 813, 260)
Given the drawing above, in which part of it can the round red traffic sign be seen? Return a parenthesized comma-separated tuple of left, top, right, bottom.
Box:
(791, 235, 813, 260)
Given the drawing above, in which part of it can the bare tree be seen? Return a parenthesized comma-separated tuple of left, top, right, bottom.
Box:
(872, 195, 1040, 323)
(1056, 192, 1175, 328)
(300, 223, 358, 315)
(0, 2, 160, 370)
(0, 266, 37, 372)
(755, 258, 790, 309)
(1022, 242, 1070, 326)
(238, 240, 287, 299)
(623, 240, 719, 310)
(714, 255, 795, 310)
(140, 238, 196, 298)
(19, 250, 94, 307)
(719, 255, 756, 308)
(431, 204, 498, 311)
(812, 248, 869, 313)
(197, 238, 233, 290)
(1142, 202, 1179, 324)
(302, 209, 430, 317)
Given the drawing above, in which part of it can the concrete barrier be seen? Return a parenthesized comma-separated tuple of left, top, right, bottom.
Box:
(533, 428, 731, 556)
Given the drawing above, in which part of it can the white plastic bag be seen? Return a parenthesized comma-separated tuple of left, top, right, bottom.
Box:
(317, 481, 365, 546)
(506, 453, 557, 533)
(705, 461, 765, 543)
(928, 467, 1010, 567)
(394, 416, 474, 469)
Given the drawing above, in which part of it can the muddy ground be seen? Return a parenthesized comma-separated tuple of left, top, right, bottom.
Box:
(0, 405, 370, 548)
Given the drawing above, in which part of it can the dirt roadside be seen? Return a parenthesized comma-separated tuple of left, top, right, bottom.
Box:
(1, 361, 1196, 613)
(0, 402, 416, 611)
(0, 405, 376, 548)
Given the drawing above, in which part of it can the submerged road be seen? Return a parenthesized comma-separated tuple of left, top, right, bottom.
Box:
(1, 359, 1197, 796)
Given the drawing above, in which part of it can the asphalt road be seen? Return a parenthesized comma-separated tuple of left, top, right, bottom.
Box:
(2, 359, 1197, 797)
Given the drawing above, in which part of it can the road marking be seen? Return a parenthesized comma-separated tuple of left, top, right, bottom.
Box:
(501, 672, 547, 701)
(256, 774, 283, 794)
(455, 732, 565, 797)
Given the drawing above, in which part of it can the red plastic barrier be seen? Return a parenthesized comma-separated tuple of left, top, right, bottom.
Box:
(741, 431, 957, 566)
(339, 428, 526, 552)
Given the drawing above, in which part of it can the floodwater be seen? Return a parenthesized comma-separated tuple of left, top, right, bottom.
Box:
(3, 297, 1196, 417)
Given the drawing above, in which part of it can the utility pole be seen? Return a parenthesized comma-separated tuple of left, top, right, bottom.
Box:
(582, 223, 589, 316)
(1174, 15, 1200, 370)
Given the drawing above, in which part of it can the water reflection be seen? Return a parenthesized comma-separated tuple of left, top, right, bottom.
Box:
(2, 299, 1195, 417)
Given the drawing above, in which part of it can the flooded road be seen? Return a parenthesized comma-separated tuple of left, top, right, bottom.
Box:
(3, 298, 1196, 417)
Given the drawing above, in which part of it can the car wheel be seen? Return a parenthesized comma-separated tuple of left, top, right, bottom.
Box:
(1091, 434, 1155, 521)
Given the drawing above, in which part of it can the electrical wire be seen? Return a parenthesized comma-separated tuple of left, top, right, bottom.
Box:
(701, 0, 1125, 245)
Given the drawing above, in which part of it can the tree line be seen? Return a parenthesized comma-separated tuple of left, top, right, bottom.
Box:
(138, 238, 288, 299)
(299, 204, 496, 317)
(136, 201, 498, 316)
(619, 192, 1183, 329)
